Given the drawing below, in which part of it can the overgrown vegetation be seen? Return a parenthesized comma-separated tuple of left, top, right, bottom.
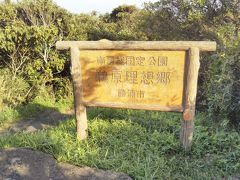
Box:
(0, 100, 240, 179)
(0, 0, 239, 122)
(0, 0, 239, 179)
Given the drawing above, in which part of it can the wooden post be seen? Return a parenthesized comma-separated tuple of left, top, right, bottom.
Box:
(56, 41, 216, 147)
(70, 46, 88, 140)
(180, 47, 200, 150)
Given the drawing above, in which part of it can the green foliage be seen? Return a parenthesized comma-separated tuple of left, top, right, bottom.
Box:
(0, 69, 29, 110)
(0, 1, 239, 178)
(0, 94, 71, 127)
(89, 7, 148, 41)
(0, 0, 75, 103)
(204, 48, 240, 121)
(142, 0, 240, 122)
(0, 109, 240, 179)
(0, 0, 239, 123)
(110, 5, 138, 22)
(52, 77, 73, 100)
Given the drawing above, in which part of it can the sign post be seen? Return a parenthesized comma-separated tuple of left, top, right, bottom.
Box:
(56, 40, 216, 150)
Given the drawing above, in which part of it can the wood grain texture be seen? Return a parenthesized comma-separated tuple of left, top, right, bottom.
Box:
(180, 47, 200, 150)
(71, 47, 88, 140)
(56, 41, 216, 51)
(180, 120, 194, 150)
(83, 102, 183, 112)
(56, 40, 216, 150)
(80, 50, 185, 111)
(183, 47, 200, 120)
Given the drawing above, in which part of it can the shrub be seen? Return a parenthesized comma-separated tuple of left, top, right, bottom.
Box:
(0, 68, 29, 110)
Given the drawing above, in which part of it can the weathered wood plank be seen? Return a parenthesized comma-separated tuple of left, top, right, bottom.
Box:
(180, 47, 200, 150)
(80, 50, 185, 111)
(180, 120, 194, 150)
(56, 40, 216, 151)
(83, 102, 184, 112)
(56, 41, 216, 51)
(71, 47, 88, 140)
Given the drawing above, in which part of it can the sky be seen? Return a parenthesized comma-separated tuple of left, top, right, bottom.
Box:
(52, 0, 158, 14)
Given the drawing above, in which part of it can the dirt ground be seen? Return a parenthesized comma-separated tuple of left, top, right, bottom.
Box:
(0, 108, 74, 136)
(0, 108, 132, 180)
(0, 148, 132, 180)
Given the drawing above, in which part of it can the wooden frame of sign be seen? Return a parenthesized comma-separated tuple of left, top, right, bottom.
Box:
(56, 40, 216, 150)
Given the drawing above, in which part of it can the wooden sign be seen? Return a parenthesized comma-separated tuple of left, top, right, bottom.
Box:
(80, 50, 185, 111)
(56, 40, 216, 150)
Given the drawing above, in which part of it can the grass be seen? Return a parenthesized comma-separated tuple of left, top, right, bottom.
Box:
(0, 96, 73, 127)
(0, 99, 240, 179)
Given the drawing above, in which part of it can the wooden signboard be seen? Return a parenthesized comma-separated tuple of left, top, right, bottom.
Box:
(56, 40, 216, 150)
